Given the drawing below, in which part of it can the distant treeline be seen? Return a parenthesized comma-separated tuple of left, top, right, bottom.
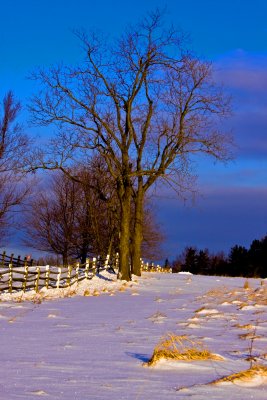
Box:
(172, 234, 267, 278)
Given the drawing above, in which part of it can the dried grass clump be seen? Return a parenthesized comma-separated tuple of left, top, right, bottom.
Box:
(243, 280, 250, 290)
(32, 294, 43, 304)
(248, 286, 267, 302)
(239, 332, 261, 340)
(213, 364, 267, 385)
(148, 311, 167, 320)
(205, 287, 227, 299)
(194, 306, 205, 313)
(146, 333, 223, 366)
(234, 323, 254, 330)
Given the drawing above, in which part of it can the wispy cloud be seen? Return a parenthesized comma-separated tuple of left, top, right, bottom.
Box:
(213, 50, 267, 159)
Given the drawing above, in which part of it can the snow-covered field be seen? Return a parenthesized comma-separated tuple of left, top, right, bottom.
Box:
(0, 271, 267, 399)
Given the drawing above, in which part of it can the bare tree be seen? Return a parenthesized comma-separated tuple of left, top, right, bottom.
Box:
(140, 204, 165, 262)
(0, 91, 31, 242)
(29, 11, 231, 280)
(25, 156, 121, 264)
(26, 157, 164, 265)
(71, 158, 120, 262)
(25, 173, 77, 265)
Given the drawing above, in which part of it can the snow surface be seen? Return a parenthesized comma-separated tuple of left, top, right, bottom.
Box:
(0, 271, 266, 399)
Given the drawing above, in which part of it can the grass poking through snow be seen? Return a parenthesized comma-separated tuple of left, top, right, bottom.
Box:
(212, 364, 267, 386)
(145, 333, 223, 366)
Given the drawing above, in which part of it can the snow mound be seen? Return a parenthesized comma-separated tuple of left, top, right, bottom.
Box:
(197, 308, 219, 315)
(178, 271, 193, 275)
(149, 358, 212, 370)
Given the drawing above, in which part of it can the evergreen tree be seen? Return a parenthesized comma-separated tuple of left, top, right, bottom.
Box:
(182, 247, 198, 274)
(228, 245, 249, 277)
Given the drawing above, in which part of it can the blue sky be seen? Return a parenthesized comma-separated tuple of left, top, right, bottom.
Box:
(1, 0, 267, 259)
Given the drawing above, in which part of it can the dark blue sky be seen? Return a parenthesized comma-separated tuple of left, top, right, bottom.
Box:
(1, 0, 267, 259)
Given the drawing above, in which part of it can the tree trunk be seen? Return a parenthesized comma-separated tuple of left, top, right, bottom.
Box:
(62, 252, 68, 267)
(118, 181, 132, 281)
(80, 237, 90, 264)
(107, 233, 114, 259)
(131, 186, 144, 276)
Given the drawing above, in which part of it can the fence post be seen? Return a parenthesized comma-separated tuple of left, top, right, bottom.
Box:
(115, 252, 119, 269)
(97, 255, 101, 273)
(104, 254, 110, 269)
(67, 265, 72, 286)
(85, 259, 89, 280)
(23, 265, 28, 292)
(92, 257, 97, 275)
(45, 265, 50, 289)
(8, 264, 13, 293)
(56, 267, 62, 289)
(35, 267, 40, 293)
(75, 264, 79, 284)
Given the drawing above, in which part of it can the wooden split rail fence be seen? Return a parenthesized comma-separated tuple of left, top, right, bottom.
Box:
(0, 252, 170, 295)
(0, 252, 117, 294)
(141, 260, 171, 273)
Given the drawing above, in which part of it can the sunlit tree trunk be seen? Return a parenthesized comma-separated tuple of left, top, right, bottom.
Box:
(62, 251, 69, 267)
(117, 176, 132, 281)
(131, 183, 144, 276)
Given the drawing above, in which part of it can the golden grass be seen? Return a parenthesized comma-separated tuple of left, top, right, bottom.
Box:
(234, 323, 254, 330)
(238, 302, 250, 309)
(148, 311, 167, 319)
(243, 280, 250, 290)
(239, 332, 261, 340)
(213, 364, 267, 385)
(248, 286, 267, 301)
(146, 333, 223, 366)
(205, 287, 228, 297)
(194, 306, 206, 313)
